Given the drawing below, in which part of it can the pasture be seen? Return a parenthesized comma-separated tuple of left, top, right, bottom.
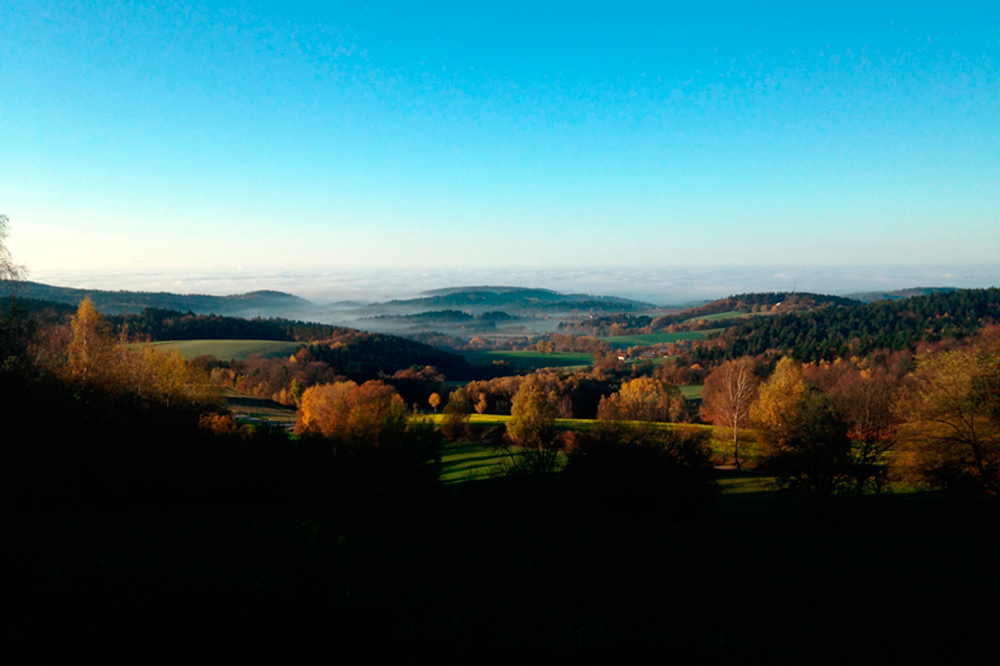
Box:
(678, 384, 703, 400)
(218, 387, 298, 427)
(681, 310, 754, 323)
(461, 350, 593, 369)
(144, 339, 303, 360)
(600, 329, 725, 349)
(427, 414, 765, 476)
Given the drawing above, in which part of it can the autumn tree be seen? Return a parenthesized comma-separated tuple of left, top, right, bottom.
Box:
(0, 214, 30, 364)
(751, 356, 806, 454)
(296, 379, 409, 448)
(700, 358, 759, 470)
(507, 375, 556, 447)
(505, 374, 560, 475)
(764, 390, 854, 518)
(828, 365, 898, 495)
(67, 297, 117, 384)
(428, 392, 441, 413)
(441, 387, 472, 440)
(597, 377, 686, 423)
(895, 338, 1000, 494)
(0, 214, 25, 285)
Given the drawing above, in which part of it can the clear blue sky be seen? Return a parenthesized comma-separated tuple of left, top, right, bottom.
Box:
(3, 1, 999, 285)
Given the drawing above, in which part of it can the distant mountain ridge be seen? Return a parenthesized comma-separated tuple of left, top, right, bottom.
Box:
(15, 281, 310, 317)
(843, 287, 957, 303)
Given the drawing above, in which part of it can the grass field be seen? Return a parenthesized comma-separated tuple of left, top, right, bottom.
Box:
(678, 384, 703, 400)
(428, 414, 766, 479)
(145, 339, 303, 360)
(461, 350, 593, 369)
(440, 440, 513, 483)
(600, 329, 725, 349)
(218, 387, 298, 426)
(439, 434, 766, 487)
(680, 310, 754, 323)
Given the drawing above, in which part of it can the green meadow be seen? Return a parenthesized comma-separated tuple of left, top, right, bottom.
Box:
(461, 350, 594, 369)
(218, 387, 298, 426)
(678, 384, 703, 400)
(426, 414, 764, 478)
(681, 310, 754, 323)
(144, 339, 303, 360)
(600, 329, 725, 349)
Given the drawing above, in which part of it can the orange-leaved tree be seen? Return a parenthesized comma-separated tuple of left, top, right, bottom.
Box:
(297, 379, 409, 448)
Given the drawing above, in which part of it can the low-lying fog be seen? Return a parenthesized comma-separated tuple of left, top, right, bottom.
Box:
(32, 265, 1000, 308)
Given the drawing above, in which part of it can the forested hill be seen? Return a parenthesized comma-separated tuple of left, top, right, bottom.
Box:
(375, 286, 656, 315)
(650, 292, 860, 328)
(15, 281, 309, 316)
(108, 308, 472, 378)
(2, 297, 472, 380)
(559, 292, 859, 336)
(707, 287, 1000, 363)
(107, 308, 341, 342)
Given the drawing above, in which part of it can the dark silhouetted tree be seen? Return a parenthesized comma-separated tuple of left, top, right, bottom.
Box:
(764, 390, 854, 518)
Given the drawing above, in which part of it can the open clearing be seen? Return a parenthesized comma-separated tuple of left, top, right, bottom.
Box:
(461, 350, 593, 369)
(600, 329, 725, 349)
(145, 339, 303, 360)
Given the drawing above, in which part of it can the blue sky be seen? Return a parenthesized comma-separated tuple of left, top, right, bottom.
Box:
(2, 1, 999, 295)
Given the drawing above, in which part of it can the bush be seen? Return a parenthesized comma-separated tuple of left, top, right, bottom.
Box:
(565, 422, 716, 518)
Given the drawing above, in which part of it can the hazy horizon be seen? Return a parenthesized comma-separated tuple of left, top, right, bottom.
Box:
(25, 264, 1000, 307)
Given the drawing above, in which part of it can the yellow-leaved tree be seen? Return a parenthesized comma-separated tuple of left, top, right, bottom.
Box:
(597, 376, 686, 423)
(895, 336, 1000, 494)
(67, 297, 117, 384)
(751, 356, 806, 454)
(503, 374, 561, 475)
(65, 297, 197, 406)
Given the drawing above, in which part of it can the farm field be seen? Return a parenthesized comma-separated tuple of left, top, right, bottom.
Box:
(145, 339, 303, 360)
(218, 387, 297, 426)
(461, 350, 593, 369)
(600, 329, 725, 349)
